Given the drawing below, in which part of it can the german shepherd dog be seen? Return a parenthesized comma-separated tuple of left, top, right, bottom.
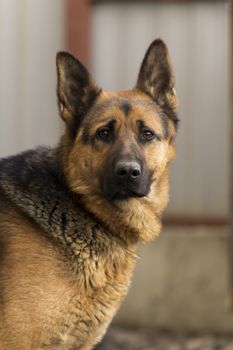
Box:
(0, 39, 178, 349)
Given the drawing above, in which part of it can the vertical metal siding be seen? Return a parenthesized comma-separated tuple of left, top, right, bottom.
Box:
(0, 0, 65, 157)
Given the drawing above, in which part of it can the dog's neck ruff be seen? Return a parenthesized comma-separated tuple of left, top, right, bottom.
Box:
(0, 147, 104, 253)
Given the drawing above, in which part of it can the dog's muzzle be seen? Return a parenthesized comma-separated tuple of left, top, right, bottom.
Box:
(101, 158, 151, 201)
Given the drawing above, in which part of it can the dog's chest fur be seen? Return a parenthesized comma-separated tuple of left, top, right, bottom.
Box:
(0, 147, 137, 349)
(41, 238, 135, 349)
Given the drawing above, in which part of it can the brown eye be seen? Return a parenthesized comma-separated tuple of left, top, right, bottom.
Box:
(142, 129, 155, 141)
(97, 128, 111, 141)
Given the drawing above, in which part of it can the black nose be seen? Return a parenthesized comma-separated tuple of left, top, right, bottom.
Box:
(115, 161, 141, 182)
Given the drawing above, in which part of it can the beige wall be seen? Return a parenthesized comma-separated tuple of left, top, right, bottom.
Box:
(115, 226, 233, 333)
(0, 0, 65, 157)
(91, 1, 230, 218)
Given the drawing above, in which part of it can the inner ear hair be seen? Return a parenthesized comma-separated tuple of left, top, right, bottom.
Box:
(58, 102, 73, 125)
(166, 87, 179, 110)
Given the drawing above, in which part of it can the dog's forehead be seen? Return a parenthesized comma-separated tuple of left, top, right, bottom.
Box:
(86, 90, 162, 125)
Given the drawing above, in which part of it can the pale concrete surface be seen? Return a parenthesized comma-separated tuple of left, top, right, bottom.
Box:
(114, 226, 233, 333)
(96, 327, 233, 350)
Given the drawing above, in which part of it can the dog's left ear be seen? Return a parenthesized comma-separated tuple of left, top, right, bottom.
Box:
(56, 52, 101, 132)
(136, 39, 178, 110)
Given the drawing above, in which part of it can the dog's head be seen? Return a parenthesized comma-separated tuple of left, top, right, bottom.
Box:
(56, 39, 178, 243)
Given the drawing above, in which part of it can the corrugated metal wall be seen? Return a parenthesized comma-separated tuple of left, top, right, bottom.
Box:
(0, 0, 64, 157)
(91, 1, 230, 218)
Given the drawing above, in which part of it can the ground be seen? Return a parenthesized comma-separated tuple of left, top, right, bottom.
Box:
(95, 327, 233, 350)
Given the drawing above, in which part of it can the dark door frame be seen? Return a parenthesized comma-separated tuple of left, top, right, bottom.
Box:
(65, 0, 91, 67)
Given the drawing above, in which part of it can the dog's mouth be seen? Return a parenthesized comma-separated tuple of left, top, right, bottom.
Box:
(106, 187, 149, 202)
(113, 190, 144, 200)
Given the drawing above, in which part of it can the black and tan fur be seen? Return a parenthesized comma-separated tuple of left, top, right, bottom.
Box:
(0, 39, 178, 349)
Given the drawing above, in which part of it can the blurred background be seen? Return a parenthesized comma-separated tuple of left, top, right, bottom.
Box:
(0, 0, 232, 346)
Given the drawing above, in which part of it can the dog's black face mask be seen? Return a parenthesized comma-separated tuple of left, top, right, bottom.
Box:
(100, 150, 151, 201)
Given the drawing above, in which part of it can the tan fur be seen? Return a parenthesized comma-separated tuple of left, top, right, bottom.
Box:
(0, 202, 136, 350)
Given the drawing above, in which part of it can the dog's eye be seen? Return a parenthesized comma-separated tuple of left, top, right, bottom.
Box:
(97, 128, 111, 141)
(142, 129, 155, 141)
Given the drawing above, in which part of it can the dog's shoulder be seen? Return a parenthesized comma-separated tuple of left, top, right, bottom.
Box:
(0, 148, 113, 260)
(0, 147, 64, 190)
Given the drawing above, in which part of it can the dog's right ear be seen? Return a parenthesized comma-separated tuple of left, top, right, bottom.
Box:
(56, 52, 101, 133)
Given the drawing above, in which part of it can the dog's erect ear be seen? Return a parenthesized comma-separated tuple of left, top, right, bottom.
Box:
(136, 39, 178, 110)
(56, 52, 101, 132)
